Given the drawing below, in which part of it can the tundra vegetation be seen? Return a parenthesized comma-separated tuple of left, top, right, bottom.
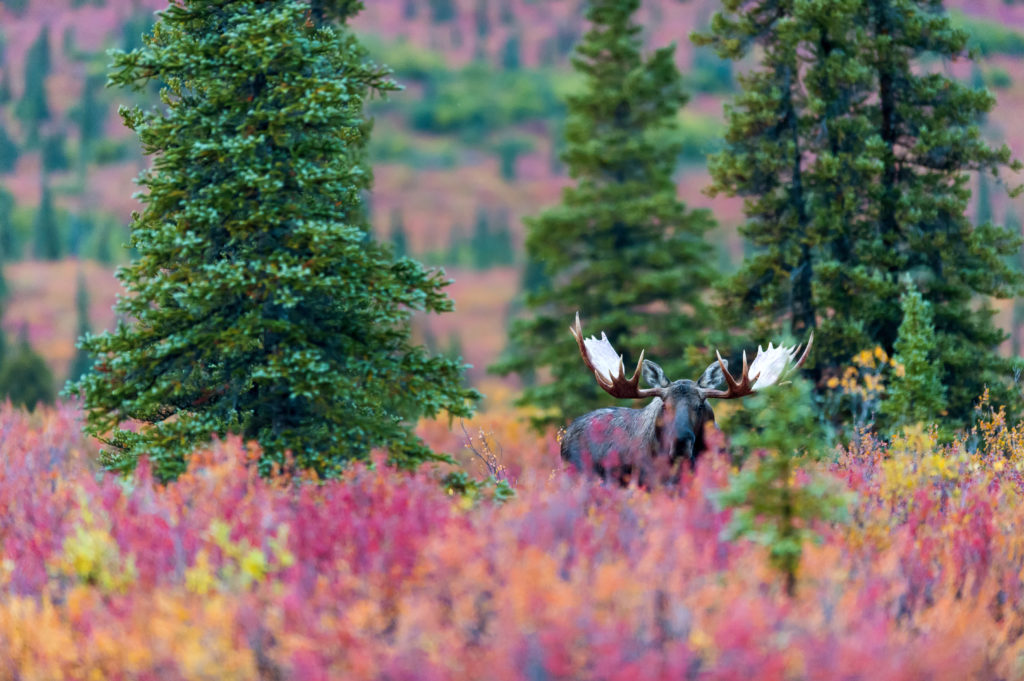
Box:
(0, 0, 1023, 678)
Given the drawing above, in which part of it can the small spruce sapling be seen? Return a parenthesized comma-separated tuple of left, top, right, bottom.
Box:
(717, 377, 848, 597)
(881, 279, 948, 436)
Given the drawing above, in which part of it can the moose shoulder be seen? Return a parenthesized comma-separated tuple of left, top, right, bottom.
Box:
(560, 313, 812, 486)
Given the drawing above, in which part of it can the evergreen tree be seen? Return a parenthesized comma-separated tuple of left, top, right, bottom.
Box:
(500, 32, 521, 70)
(0, 328, 56, 411)
(15, 28, 52, 146)
(493, 0, 718, 429)
(490, 208, 515, 265)
(976, 171, 993, 226)
(698, 0, 1022, 427)
(41, 132, 69, 172)
(470, 207, 492, 269)
(0, 187, 15, 261)
(718, 378, 847, 596)
(75, 73, 107, 165)
(71, 0, 478, 482)
(881, 279, 947, 432)
(68, 271, 94, 384)
(428, 0, 456, 23)
(0, 122, 17, 173)
(32, 180, 62, 261)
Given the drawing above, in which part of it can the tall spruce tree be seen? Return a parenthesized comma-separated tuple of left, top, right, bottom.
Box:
(698, 0, 1022, 427)
(32, 180, 62, 261)
(70, 0, 478, 481)
(493, 0, 717, 429)
(14, 28, 51, 146)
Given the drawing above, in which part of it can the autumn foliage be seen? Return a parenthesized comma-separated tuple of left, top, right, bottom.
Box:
(2, 401, 1024, 679)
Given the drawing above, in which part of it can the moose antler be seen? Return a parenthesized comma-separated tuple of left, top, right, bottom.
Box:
(570, 312, 663, 400)
(703, 333, 813, 400)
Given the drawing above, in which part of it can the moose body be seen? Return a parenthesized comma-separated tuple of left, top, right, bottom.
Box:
(560, 313, 811, 485)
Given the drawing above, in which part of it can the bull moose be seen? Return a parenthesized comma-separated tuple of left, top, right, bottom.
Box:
(561, 313, 812, 485)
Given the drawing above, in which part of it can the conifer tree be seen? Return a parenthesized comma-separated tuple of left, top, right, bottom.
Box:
(0, 187, 15, 260)
(698, 0, 1022, 427)
(0, 122, 17, 173)
(74, 74, 107, 165)
(882, 280, 947, 432)
(71, 0, 478, 481)
(493, 0, 717, 428)
(15, 28, 51, 146)
(718, 378, 847, 596)
(0, 328, 55, 411)
(32, 180, 62, 261)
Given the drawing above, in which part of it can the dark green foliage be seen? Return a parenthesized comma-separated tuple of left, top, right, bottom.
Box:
(41, 133, 69, 172)
(470, 208, 493, 269)
(0, 188, 14, 261)
(0, 330, 56, 411)
(718, 378, 848, 596)
(493, 134, 531, 181)
(68, 271, 94, 384)
(15, 28, 52, 146)
(490, 208, 515, 266)
(428, 0, 456, 23)
(882, 280, 947, 433)
(71, 0, 478, 482)
(976, 172, 993, 226)
(32, 181, 62, 261)
(698, 0, 1023, 429)
(493, 0, 718, 429)
(74, 74, 107, 163)
(469, 207, 515, 269)
(500, 33, 521, 70)
(0, 122, 17, 173)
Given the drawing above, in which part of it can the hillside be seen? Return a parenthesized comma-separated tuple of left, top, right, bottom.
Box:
(0, 0, 1023, 388)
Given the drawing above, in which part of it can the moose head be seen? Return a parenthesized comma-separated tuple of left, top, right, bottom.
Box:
(560, 313, 812, 485)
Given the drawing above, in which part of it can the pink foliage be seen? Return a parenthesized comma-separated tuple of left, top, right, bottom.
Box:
(2, 404, 1024, 678)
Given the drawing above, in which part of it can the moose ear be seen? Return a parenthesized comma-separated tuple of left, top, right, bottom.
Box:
(698, 359, 727, 389)
(642, 359, 670, 388)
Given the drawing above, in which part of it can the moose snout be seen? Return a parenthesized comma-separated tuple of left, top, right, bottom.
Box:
(672, 427, 696, 464)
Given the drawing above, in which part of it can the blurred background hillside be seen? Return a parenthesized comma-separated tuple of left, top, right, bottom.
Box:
(0, 0, 1023, 400)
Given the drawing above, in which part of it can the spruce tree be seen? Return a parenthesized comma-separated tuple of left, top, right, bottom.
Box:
(0, 328, 56, 411)
(71, 0, 478, 481)
(0, 187, 15, 261)
(698, 0, 1022, 427)
(15, 28, 51, 146)
(0, 122, 17, 173)
(75, 73, 107, 165)
(493, 0, 717, 429)
(32, 180, 62, 261)
(881, 280, 947, 432)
